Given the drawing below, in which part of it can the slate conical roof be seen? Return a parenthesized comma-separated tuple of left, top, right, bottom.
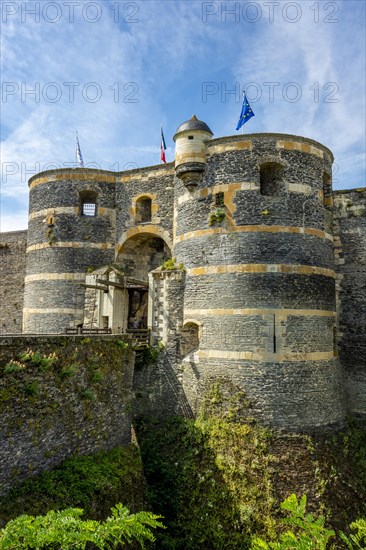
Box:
(173, 115, 213, 141)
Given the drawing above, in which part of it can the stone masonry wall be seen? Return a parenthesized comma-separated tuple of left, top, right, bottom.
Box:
(133, 270, 192, 420)
(115, 164, 175, 246)
(333, 188, 366, 418)
(0, 231, 28, 334)
(24, 172, 116, 332)
(172, 134, 344, 430)
(0, 335, 134, 496)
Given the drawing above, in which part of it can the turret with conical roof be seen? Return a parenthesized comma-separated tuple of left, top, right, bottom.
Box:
(173, 115, 213, 189)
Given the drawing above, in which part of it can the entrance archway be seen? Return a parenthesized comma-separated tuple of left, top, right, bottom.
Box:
(116, 233, 171, 329)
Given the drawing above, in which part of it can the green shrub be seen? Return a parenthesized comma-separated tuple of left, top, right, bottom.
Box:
(0, 446, 146, 524)
(250, 494, 335, 549)
(0, 503, 164, 549)
(209, 207, 226, 226)
(91, 370, 104, 384)
(81, 388, 96, 401)
(340, 518, 366, 549)
(116, 340, 129, 350)
(4, 361, 24, 374)
(19, 350, 58, 371)
(60, 364, 79, 379)
(24, 383, 39, 396)
(159, 257, 185, 271)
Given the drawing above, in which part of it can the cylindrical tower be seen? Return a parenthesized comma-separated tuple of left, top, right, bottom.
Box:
(173, 114, 213, 190)
(23, 168, 116, 333)
(173, 125, 345, 430)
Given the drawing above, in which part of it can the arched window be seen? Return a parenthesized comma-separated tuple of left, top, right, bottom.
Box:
(79, 190, 97, 217)
(260, 162, 284, 196)
(136, 197, 152, 224)
(180, 322, 200, 356)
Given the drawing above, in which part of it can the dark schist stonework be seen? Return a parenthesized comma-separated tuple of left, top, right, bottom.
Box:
(0, 336, 134, 496)
(0, 231, 28, 335)
(0, 127, 364, 432)
(333, 189, 366, 417)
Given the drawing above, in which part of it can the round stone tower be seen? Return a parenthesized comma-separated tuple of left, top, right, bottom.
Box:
(173, 124, 345, 430)
(23, 168, 116, 333)
(173, 114, 213, 189)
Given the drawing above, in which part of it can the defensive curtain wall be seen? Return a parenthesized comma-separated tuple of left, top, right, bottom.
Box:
(0, 335, 134, 496)
(333, 188, 366, 420)
(0, 230, 27, 335)
(0, 121, 365, 434)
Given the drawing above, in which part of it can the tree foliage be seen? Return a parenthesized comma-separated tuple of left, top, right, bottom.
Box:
(0, 503, 164, 550)
(251, 494, 366, 550)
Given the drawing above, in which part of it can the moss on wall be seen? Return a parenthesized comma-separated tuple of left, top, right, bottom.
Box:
(136, 381, 366, 549)
(0, 336, 134, 496)
(0, 444, 146, 528)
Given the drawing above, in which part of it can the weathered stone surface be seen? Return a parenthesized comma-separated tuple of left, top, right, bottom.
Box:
(333, 189, 366, 418)
(0, 132, 364, 431)
(0, 335, 134, 496)
(0, 231, 27, 334)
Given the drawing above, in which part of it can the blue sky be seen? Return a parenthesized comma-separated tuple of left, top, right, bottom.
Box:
(0, 0, 365, 231)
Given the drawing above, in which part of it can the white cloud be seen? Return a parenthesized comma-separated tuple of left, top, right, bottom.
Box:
(0, 0, 364, 232)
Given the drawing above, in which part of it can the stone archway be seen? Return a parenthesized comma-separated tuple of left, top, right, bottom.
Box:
(116, 232, 172, 329)
(116, 232, 171, 281)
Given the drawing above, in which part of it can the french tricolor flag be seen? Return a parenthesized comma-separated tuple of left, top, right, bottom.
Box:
(160, 125, 167, 163)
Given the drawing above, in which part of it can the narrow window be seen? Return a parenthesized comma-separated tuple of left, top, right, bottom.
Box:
(136, 197, 152, 224)
(260, 162, 284, 196)
(79, 190, 97, 217)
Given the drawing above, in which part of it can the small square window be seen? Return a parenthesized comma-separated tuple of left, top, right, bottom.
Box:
(188, 135, 194, 140)
(82, 203, 96, 216)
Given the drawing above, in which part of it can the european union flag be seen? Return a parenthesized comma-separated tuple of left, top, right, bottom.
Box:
(236, 92, 255, 131)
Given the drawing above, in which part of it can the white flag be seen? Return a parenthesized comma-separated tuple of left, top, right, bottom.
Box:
(75, 132, 84, 167)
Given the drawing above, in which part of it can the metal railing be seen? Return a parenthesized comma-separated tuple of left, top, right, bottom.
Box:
(65, 327, 112, 335)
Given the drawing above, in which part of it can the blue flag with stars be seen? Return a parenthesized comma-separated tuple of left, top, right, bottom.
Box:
(236, 92, 255, 130)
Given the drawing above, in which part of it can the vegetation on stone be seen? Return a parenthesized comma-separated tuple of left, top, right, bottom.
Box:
(0, 338, 134, 496)
(208, 207, 226, 225)
(159, 257, 185, 271)
(136, 387, 366, 549)
(0, 446, 146, 527)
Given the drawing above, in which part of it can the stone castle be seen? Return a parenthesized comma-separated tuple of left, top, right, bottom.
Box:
(0, 115, 365, 432)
